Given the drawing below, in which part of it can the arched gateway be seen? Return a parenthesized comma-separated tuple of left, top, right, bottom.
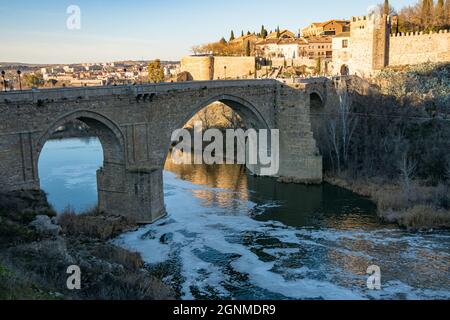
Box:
(0, 80, 324, 223)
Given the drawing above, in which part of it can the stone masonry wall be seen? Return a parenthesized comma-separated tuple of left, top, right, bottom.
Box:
(389, 30, 450, 66)
(213, 56, 256, 80)
(180, 56, 256, 80)
(180, 56, 214, 80)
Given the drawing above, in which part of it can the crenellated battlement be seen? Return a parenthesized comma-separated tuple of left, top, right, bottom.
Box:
(391, 29, 449, 37)
(351, 14, 391, 24)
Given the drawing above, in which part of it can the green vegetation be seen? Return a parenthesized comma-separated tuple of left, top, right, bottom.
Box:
(245, 41, 251, 57)
(148, 59, 165, 83)
(229, 30, 235, 41)
(260, 25, 268, 39)
(23, 72, 44, 88)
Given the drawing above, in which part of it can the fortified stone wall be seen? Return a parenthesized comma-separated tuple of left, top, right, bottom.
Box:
(180, 56, 214, 80)
(389, 30, 450, 66)
(213, 56, 256, 80)
(270, 57, 318, 68)
(334, 13, 450, 77)
(180, 56, 255, 80)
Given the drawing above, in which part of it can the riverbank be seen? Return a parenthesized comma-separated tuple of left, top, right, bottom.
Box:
(325, 176, 450, 231)
(0, 190, 174, 300)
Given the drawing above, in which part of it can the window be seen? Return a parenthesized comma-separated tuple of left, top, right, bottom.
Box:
(342, 39, 348, 48)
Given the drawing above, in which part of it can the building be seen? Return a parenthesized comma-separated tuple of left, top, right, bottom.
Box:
(301, 20, 350, 38)
(331, 32, 351, 75)
(300, 37, 333, 59)
(255, 38, 304, 58)
(255, 36, 332, 60)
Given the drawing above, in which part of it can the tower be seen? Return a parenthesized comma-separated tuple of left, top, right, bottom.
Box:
(347, 14, 391, 76)
(372, 14, 391, 70)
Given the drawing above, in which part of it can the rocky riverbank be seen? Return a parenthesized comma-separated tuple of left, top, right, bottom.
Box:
(325, 176, 450, 231)
(0, 190, 174, 300)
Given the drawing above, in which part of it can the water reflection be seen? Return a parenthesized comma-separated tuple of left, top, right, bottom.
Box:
(165, 154, 379, 229)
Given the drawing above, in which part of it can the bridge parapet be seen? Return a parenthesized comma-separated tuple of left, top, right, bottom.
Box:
(0, 80, 279, 104)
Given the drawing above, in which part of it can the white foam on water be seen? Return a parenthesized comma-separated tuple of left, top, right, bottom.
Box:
(114, 171, 450, 300)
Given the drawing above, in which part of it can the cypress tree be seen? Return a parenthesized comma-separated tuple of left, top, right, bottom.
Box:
(421, 0, 434, 28)
(230, 30, 235, 41)
(245, 41, 251, 56)
(260, 25, 268, 39)
(384, 0, 390, 15)
(446, 0, 450, 26)
(436, 0, 445, 27)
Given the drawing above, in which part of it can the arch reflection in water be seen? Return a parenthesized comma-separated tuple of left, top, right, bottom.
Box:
(38, 137, 103, 213)
(165, 151, 378, 228)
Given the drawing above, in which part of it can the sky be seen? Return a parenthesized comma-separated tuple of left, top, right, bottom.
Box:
(0, 0, 418, 64)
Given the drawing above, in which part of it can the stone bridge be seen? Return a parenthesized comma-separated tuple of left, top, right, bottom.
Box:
(0, 79, 330, 223)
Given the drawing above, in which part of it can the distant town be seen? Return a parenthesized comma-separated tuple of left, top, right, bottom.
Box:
(0, 0, 449, 90)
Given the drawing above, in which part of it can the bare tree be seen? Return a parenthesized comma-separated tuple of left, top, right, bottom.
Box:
(220, 105, 244, 129)
(196, 107, 214, 129)
(326, 78, 359, 174)
(398, 151, 417, 197)
(446, 160, 450, 182)
(191, 45, 201, 56)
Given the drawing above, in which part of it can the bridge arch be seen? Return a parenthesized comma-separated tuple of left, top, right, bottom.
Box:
(35, 110, 128, 214)
(309, 91, 325, 110)
(340, 64, 349, 76)
(36, 110, 126, 167)
(163, 93, 273, 178)
(176, 94, 271, 131)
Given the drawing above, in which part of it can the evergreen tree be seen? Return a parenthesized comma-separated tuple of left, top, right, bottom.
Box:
(245, 41, 251, 56)
(230, 30, 235, 41)
(384, 0, 390, 15)
(260, 25, 268, 38)
(241, 30, 244, 37)
(276, 26, 280, 38)
(247, 31, 251, 35)
(446, 0, 450, 26)
(421, 0, 434, 28)
(220, 37, 227, 44)
(436, 0, 445, 27)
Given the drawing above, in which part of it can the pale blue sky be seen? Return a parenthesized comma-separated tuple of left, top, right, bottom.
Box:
(0, 0, 418, 64)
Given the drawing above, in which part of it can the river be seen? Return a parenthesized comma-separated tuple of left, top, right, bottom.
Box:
(39, 137, 450, 300)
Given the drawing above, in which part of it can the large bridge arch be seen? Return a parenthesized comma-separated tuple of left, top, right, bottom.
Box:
(36, 110, 126, 166)
(35, 110, 132, 217)
(180, 93, 272, 130)
(162, 93, 275, 178)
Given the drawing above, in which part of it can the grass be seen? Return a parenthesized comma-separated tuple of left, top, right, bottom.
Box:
(326, 175, 450, 230)
(57, 206, 138, 240)
(383, 205, 450, 230)
(0, 264, 61, 300)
